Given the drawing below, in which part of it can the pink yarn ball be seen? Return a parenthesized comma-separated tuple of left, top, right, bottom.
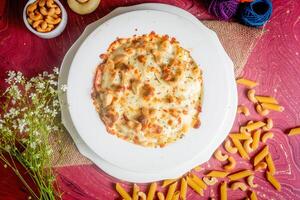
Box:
(208, 0, 239, 20)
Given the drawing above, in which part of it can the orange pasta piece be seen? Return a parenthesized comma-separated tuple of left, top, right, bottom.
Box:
(236, 78, 258, 88)
(133, 184, 139, 200)
(261, 103, 284, 112)
(190, 174, 207, 189)
(180, 178, 187, 200)
(116, 183, 132, 200)
(255, 96, 278, 104)
(165, 181, 178, 200)
(206, 170, 229, 178)
(245, 121, 266, 132)
(253, 145, 269, 166)
(266, 171, 281, 191)
(172, 191, 180, 200)
(288, 127, 300, 136)
(252, 129, 261, 151)
(220, 181, 227, 200)
(228, 170, 253, 181)
(186, 177, 203, 196)
(266, 154, 276, 175)
(147, 182, 157, 200)
(162, 179, 177, 188)
(231, 138, 250, 160)
(250, 191, 258, 200)
(229, 133, 251, 140)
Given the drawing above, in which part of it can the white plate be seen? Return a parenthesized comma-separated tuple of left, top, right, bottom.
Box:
(67, 9, 237, 175)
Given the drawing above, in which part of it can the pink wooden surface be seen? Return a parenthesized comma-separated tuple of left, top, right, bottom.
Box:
(0, 0, 300, 199)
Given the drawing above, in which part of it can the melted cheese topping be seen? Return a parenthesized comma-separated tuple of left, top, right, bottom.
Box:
(92, 32, 202, 148)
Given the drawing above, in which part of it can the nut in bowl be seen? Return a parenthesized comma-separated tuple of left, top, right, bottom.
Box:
(23, 0, 67, 39)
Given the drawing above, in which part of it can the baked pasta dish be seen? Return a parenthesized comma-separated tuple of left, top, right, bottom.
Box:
(92, 32, 203, 148)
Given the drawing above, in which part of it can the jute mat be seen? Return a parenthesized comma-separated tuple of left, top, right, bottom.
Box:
(52, 20, 264, 167)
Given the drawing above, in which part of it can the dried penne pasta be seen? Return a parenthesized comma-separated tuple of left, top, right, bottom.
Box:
(261, 132, 274, 143)
(116, 183, 132, 200)
(255, 96, 278, 104)
(247, 89, 258, 103)
(162, 179, 177, 188)
(250, 191, 258, 200)
(245, 121, 266, 132)
(261, 103, 284, 112)
(231, 137, 250, 160)
(243, 138, 254, 153)
(236, 78, 258, 88)
(147, 182, 157, 200)
(256, 104, 270, 116)
(229, 133, 251, 140)
(247, 175, 258, 188)
(172, 191, 180, 200)
(253, 145, 269, 166)
(157, 192, 165, 200)
(224, 140, 238, 154)
(214, 150, 229, 161)
(254, 161, 267, 171)
(238, 105, 250, 116)
(180, 178, 187, 200)
(133, 184, 139, 200)
(203, 177, 218, 186)
(288, 127, 300, 136)
(224, 156, 236, 171)
(266, 171, 281, 191)
(220, 181, 227, 200)
(228, 170, 253, 181)
(165, 181, 178, 200)
(263, 118, 273, 131)
(266, 154, 276, 175)
(186, 177, 203, 196)
(251, 129, 261, 151)
(190, 174, 207, 189)
(206, 170, 229, 178)
(230, 181, 247, 191)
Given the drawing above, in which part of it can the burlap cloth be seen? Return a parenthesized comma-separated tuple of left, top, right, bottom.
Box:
(52, 21, 264, 167)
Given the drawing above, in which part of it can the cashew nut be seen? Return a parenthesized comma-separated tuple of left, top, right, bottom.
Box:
(224, 140, 238, 154)
(237, 105, 250, 116)
(254, 161, 267, 171)
(27, 2, 37, 13)
(55, 7, 61, 15)
(45, 16, 61, 25)
(202, 177, 218, 186)
(243, 138, 254, 153)
(223, 156, 236, 171)
(247, 175, 258, 188)
(261, 131, 274, 143)
(41, 21, 48, 30)
(40, 7, 56, 16)
(32, 20, 44, 28)
(137, 192, 146, 200)
(28, 11, 43, 21)
(256, 104, 270, 116)
(46, 0, 58, 8)
(230, 182, 247, 191)
(67, 0, 101, 15)
(36, 26, 48, 32)
(263, 118, 273, 131)
(38, 0, 46, 7)
(247, 89, 258, 103)
(214, 149, 228, 162)
(240, 126, 250, 136)
(27, 17, 33, 25)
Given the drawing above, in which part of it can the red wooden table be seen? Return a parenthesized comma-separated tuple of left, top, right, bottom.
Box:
(1, 0, 300, 199)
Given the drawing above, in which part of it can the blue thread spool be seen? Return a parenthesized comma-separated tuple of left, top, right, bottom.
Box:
(238, 0, 273, 27)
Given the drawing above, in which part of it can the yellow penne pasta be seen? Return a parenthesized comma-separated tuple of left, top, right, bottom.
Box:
(252, 129, 261, 151)
(231, 138, 250, 160)
(261, 132, 274, 143)
(228, 170, 253, 181)
(147, 182, 157, 200)
(133, 184, 139, 200)
(245, 121, 266, 132)
(190, 174, 207, 189)
(253, 145, 269, 166)
(186, 177, 203, 196)
(165, 181, 178, 200)
(229, 133, 251, 140)
(254, 161, 267, 171)
(220, 181, 227, 200)
(266, 171, 281, 191)
(157, 192, 165, 200)
(266, 154, 276, 175)
(206, 170, 229, 178)
(288, 127, 300, 136)
(172, 191, 180, 200)
(255, 96, 278, 104)
(256, 103, 270, 116)
(250, 191, 258, 200)
(236, 78, 258, 88)
(261, 103, 284, 112)
(162, 179, 177, 188)
(180, 178, 187, 200)
(116, 183, 132, 200)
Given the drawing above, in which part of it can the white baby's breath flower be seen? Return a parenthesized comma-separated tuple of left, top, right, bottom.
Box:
(33, 131, 40, 136)
(15, 72, 24, 83)
(8, 108, 19, 118)
(49, 80, 58, 86)
(53, 67, 59, 74)
(43, 71, 48, 77)
(17, 119, 27, 132)
(25, 82, 32, 91)
(44, 106, 51, 114)
(29, 93, 36, 100)
(4, 145, 11, 152)
(5, 71, 16, 84)
(60, 84, 67, 92)
(52, 126, 59, 131)
(30, 142, 36, 149)
(37, 82, 45, 90)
